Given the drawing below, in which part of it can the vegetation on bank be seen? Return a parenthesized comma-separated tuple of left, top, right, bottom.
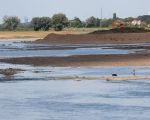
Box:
(0, 13, 150, 32)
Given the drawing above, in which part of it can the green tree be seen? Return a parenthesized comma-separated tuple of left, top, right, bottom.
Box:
(69, 17, 82, 28)
(31, 17, 41, 31)
(3, 16, 20, 31)
(124, 17, 134, 22)
(86, 16, 100, 27)
(40, 17, 51, 31)
(80, 21, 86, 27)
(52, 13, 68, 31)
(31, 17, 51, 31)
(101, 19, 113, 27)
(144, 19, 150, 24)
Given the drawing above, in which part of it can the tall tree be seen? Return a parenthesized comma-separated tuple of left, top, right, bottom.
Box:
(52, 13, 68, 31)
(31, 17, 41, 31)
(69, 17, 82, 28)
(3, 16, 20, 31)
(40, 17, 51, 31)
(31, 17, 51, 31)
(86, 16, 100, 27)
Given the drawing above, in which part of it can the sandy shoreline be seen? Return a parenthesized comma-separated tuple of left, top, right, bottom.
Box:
(0, 31, 51, 40)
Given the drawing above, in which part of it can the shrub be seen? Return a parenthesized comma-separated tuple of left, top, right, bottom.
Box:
(52, 13, 68, 31)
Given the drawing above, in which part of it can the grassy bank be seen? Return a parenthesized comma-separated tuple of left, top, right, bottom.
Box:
(0, 28, 109, 40)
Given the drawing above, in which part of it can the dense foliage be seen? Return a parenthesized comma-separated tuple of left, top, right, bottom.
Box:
(52, 13, 68, 31)
(86, 16, 100, 27)
(69, 17, 83, 28)
(31, 17, 51, 31)
(3, 16, 20, 31)
(138, 15, 150, 24)
(0, 14, 150, 31)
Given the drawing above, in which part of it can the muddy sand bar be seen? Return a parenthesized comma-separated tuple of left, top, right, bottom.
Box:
(0, 54, 150, 67)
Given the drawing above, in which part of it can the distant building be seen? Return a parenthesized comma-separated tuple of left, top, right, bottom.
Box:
(131, 20, 141, 26)
(113, 13, 117, 19)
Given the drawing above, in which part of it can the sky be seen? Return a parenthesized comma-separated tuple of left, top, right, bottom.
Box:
(0, 0, 150, 22)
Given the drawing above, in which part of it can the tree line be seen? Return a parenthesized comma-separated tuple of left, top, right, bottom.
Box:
(0, 13, 150, 31)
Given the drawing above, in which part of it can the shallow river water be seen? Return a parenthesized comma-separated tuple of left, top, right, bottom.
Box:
(0, 79, 150, 120)
(0, 40, 147, 58)
(0, 40, 150, 120)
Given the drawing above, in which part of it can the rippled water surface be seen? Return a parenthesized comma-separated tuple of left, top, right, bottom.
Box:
(0, 40, 150, 120)
(0, 40, 145, 58)
(0, 79, 150, 120)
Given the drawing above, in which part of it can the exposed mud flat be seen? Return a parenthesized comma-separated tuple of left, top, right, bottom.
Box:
(1, 38, 150, 67)
(0, 53, 150, 67)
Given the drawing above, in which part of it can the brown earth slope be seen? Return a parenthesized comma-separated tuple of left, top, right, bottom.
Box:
(34, 32, 150, 44)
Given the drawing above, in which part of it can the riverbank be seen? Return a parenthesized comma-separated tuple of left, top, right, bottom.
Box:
(1, 30, 150, 44)
(35, 32, 150, 44)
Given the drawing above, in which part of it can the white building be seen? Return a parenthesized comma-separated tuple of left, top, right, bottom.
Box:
(131, 20, 141, 26)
